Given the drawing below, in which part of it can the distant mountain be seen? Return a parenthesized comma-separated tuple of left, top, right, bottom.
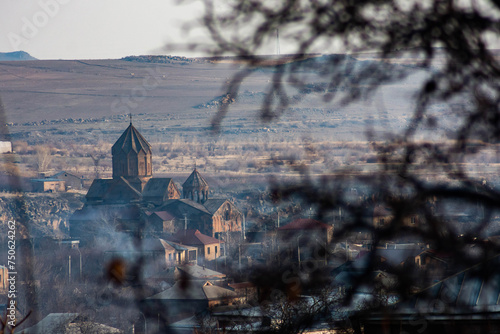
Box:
(0, 51, 37, 61)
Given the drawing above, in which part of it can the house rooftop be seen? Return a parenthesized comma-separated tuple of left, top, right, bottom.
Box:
(170, 229, 221, 246)
(278, 218, 331, 231)
(148, 280, 236, 301)
(176, 264, 226, 280)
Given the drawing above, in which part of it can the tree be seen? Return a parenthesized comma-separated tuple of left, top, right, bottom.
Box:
(35, 145, 53, 173)
(89, 141, 109, 179)
(195, 0, 500, 331)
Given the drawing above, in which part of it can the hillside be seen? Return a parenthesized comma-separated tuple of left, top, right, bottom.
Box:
(0, 51, 37, 61)
(0, 55, 432, 146)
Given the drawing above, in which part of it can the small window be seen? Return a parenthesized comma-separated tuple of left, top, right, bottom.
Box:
(215, 246, 218, 254)
(168, 254, 172, 261)
(207, 247, 211, 255)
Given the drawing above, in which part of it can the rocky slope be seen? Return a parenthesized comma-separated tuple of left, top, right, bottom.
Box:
(0, 192, 84, 238)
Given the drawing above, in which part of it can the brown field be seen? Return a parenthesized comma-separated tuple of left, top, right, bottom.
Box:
(0, 55, 495, 191)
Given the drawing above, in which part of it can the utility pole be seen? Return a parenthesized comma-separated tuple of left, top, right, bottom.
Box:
(76, 248, 82, 280)
(238, 244, 241, 271)
(242, 214, 246, 240)
(297, 235, 303, 269)
(225, 223, 228, 269)
(276, 28, 280, 55)
(183, 214, 188, 235)
(345, 240, 348, 262)
(325, 240, 327, 266)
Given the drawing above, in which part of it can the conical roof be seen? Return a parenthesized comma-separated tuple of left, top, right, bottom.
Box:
(111, 123, 151, 155)
(182, 169, 209, 189)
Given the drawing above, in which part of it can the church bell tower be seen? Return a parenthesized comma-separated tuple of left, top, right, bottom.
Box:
(111, 118, 152, 191)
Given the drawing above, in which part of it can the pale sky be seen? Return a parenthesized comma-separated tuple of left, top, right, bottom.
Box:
(0, 0, 210, 59)
(4, 1, 500, 60)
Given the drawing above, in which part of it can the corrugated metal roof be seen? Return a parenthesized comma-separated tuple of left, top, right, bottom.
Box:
(111, 123, 151, 155)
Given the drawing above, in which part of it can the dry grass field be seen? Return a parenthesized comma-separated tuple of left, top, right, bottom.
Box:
(1, 54, 497, 192)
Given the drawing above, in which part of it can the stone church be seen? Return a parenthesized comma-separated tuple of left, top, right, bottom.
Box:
(70, 121, 243, 244)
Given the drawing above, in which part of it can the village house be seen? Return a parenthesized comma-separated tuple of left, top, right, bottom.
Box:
(277, 218, 333, 265)
(147, 280, 241, 324)
(167, 229, 223, 264)
(373, 204, 420, 229)
(352, 254, 500, 333)
(30, 178, 66, 192)
(174, 264, 226, 282)
(414, 249, 456, 281)
(104, 238, 198, 278)
(48, 171, 85, 190)
(146, 211, 176, 234)
(0, 141, 11, 154)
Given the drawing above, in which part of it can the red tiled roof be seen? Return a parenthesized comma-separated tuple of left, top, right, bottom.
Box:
(278, 218, 331, 231)
(171, 229, 221, 245)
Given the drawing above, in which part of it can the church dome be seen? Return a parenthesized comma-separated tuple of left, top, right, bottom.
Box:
(183, 169, 209, 189)
(112, 123, 151, 155)
(183, 169, 209, 203)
